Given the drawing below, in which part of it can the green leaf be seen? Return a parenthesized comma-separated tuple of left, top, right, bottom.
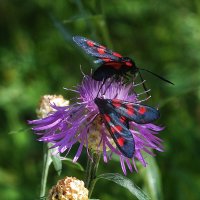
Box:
(96, 173, 150, 200)
(61, 157, 84, 171)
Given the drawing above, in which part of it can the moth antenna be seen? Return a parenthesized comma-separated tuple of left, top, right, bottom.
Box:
(140, 68, 174, 85)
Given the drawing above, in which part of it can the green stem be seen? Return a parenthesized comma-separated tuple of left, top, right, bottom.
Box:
(40, 143, 52, 198)
(84, 151, 101, 198)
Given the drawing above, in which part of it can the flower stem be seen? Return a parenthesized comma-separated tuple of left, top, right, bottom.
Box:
(40, 143, 52, 198)
(84, 151, 101, 198)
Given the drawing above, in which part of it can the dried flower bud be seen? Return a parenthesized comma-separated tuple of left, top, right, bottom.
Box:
(36, 95, 69, 118)
(48, 176, 88, 200)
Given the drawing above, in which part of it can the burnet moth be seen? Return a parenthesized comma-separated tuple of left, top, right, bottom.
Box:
(73, 36, 174, 85)
(94, 98, 160, 158)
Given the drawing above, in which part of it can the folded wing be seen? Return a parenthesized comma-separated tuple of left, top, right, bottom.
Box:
(111, 99, 160, 124)
(102, 112, 135, 158)
(73, 36, 122, 61)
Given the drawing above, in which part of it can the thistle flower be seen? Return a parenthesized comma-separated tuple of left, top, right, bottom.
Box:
(28, 75, 163, 174)
(48, 176, 88, 200)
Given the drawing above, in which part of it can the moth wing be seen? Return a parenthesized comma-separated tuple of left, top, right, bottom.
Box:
(103, 112, 134, 158)
(95, 98, 134, 158)
(73, 36, 123, 61)
(111, 99, 160, 124)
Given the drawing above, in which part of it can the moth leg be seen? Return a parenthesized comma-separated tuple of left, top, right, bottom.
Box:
(138, 71, 151, 97)
(102, 76, 116, 96)
(96, 78, 107, 98)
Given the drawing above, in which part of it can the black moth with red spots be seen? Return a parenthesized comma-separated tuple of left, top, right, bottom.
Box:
(73, 36, 138, 81)
(73, 36, 174, 85)
(94, 98, 160, 158)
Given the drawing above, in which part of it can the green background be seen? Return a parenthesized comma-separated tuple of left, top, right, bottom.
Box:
(0, 0, 200, 199)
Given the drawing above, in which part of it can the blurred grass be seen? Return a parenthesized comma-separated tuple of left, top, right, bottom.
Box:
(0, 0, 200, 199)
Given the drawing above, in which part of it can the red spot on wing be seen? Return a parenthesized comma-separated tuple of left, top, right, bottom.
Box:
(99, 45, 106, 49)
(119, 116, 126, 123)
(138, 106, 147, 115)
(113, 52, 122, 58)
(117, 137, 125, 147)
(102, 58, 112, 62)
(103, 114, 111, 123)
(112, 99, 121, 108)
(97, 48, 105, 54)
(111, 125, 123, 133)
(86, 40, 94, 47)
(126, 105, 134, 115)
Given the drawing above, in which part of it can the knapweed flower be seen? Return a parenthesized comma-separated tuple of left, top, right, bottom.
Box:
(29, 75, 163, 174)
(48, 176, 88, 200)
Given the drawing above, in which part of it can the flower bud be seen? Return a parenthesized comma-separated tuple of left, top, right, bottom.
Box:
(48, 176, 88, 200)
(36, 95, 69, 118)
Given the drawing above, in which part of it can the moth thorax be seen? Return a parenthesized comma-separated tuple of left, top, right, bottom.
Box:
(122, 57, 136, 68)
(130, 66, 139, 74)
(122, 57, 132, 62)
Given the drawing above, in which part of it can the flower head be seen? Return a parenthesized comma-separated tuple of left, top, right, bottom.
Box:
(29, 75, 163, 174)
(48, 176, 88, 200)
(36, 95, 69, 118)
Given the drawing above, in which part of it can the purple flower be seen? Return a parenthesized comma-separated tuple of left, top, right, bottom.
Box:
(28, 75, 164, 174)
